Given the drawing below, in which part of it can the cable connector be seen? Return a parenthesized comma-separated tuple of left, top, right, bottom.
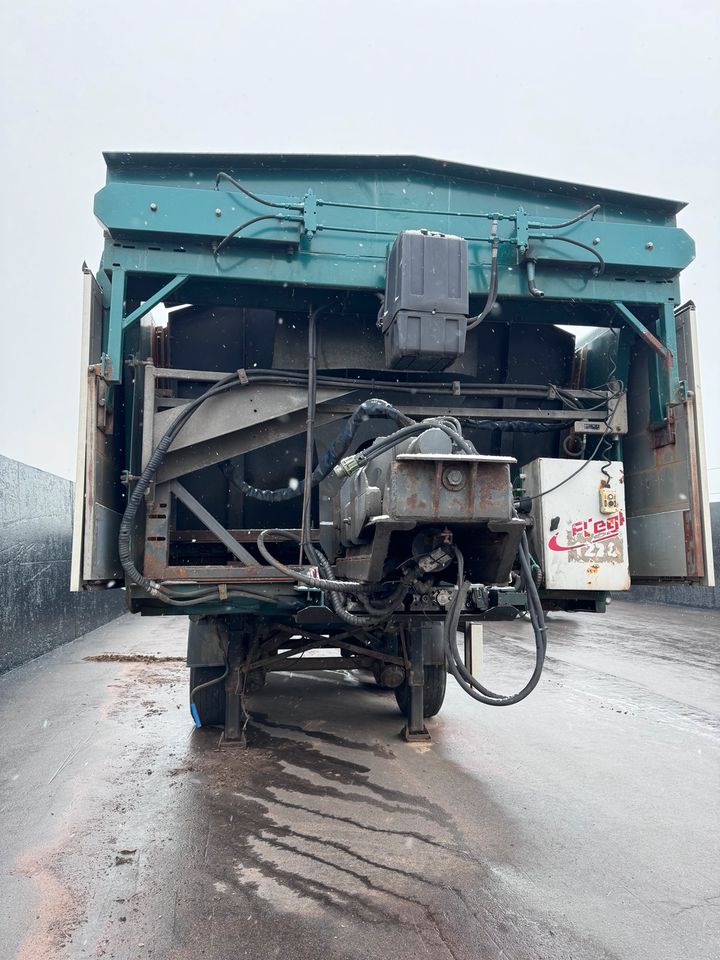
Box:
(333, 453, 365, 479)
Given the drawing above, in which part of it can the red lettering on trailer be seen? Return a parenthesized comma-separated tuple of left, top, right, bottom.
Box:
(549, 511, 625, 552)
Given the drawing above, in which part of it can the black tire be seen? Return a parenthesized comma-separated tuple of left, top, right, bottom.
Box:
(394, 663, 447, 719)
(189, 666, 226, 726)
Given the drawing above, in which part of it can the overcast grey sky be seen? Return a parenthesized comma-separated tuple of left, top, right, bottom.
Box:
(1, 0, 718, 496)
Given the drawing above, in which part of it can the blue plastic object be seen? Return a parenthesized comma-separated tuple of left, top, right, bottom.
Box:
(190, 702, 202, 728)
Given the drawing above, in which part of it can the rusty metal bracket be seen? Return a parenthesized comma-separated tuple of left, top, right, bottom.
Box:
(168, 480, 256, 566)
(614, 300, 679, 432)
(613, 301, 673, 367)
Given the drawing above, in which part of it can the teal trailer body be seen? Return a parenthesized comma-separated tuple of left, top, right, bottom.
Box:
(70, 153, 713, 737)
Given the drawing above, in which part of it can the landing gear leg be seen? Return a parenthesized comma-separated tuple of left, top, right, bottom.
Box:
(220, 645, 247, 748)
(402, 629, 432, 742)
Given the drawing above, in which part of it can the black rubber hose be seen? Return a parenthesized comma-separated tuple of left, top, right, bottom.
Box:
(528, 204, 600, 230)
(528, 234, 605, 274)
(118, 373, 240, 598)
(352, 419, 476, 462)
(443, 536, 547, 706)
(467, 239, 498, 331)
(464, 419, 570, 432)
(214, 214, 290, 256)
(256, 529, 411, 626)
(159, 587, 285, 607)
(226, 398, 413, 503)
(227, 407, 469, 503)
(257, 529, 379, 594)
(215, 171, 304, 211)
(526, 258, 545, 298)
(314, 548, 410, 627)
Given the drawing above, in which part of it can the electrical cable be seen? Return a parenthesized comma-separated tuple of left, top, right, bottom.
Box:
(183, 367, 603, 401)
(351, 419, 476, 461)
(215, 171, 304, 210)
(257, 528, 386, 594)
(515, 429, 609, 505)
(117, 372, 284, 605)
(254, 529, 413, 625)
(119, 372, 240, 598)
(601, 327, 620, 485)
(158, 587, 285, 607)
(317, 549, 412, 627)
(465, 419, 571, 433)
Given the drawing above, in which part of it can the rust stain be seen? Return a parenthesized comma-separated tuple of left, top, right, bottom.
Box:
(13, 820, 86, 960)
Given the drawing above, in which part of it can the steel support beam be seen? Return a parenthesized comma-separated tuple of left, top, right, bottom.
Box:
(104, 273, 188, 383)
(169, 480, 256, 566)
(122, 274, 189, 329)
(102, 243, 683, 308)
(614, 301, 680, 426)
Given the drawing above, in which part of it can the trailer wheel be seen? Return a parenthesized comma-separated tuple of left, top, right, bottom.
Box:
(189, 666, 226, 726)
(394, 663, 447, 719)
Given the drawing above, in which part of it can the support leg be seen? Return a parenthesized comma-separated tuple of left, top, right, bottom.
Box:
(402, 629, 431, 742)
(220, 656, 247, 748)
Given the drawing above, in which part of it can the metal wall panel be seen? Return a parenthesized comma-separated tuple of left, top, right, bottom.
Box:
(626, 502, 720, 609)
(1, 455, 124, 674)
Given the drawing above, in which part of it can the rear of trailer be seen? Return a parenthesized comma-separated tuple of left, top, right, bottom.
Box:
(71, 153, 713, 741)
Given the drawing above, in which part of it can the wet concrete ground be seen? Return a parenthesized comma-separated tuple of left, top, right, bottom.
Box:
(0, 599, 718, 960)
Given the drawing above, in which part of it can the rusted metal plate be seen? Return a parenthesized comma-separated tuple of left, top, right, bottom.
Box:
(388, 460, 513, 522)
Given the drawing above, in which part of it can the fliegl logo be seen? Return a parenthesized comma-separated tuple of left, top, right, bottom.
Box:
(548, 511, 625, 553)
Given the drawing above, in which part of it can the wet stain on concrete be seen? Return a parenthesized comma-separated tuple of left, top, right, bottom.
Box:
(7, 602, 713, 959)
(252, 711, 397, 759)
(83, 654, 185, 664)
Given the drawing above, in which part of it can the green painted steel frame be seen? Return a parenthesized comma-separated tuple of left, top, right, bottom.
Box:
(94, 153, 693, 429)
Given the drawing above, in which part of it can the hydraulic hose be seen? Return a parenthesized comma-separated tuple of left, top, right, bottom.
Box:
(443, 535, 547, 706)
(256, 529, 413, 626)
(337, 419, 476, 475)
(118, 372, 241, 598)
(189, 661, 229, 728)
(467, 223, 499, 331)
(527, 235, 605, 275)
(116, 372, 293, 606)
(257, 529, 380, 594)
(226, 398, 414, 503)
(315, 548, 412, 627)
(215, 171, 305, 211)
(528, 204, 600, 230)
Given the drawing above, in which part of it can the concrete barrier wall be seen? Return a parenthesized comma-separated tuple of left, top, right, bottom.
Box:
(0, 454, 125, 674)
(626, 502, 720, 609)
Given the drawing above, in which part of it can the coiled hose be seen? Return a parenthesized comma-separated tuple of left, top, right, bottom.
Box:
(256, 528, 413, 627)
(119, 373, 242, 602)
(443, 535, 547, 705)
(225, 398, 413, 502)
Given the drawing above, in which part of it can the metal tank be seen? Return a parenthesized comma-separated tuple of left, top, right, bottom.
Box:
(71, 153, 713, 741)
